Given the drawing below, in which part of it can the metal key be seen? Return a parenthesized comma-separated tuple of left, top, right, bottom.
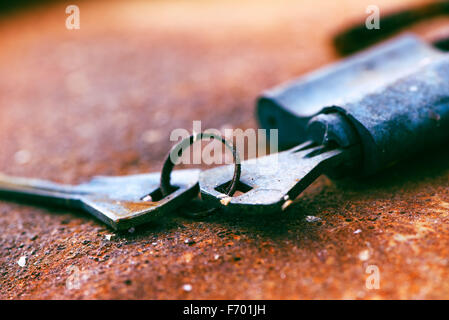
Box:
(0, 169, 199, 230)
(200, 141, 360, 213)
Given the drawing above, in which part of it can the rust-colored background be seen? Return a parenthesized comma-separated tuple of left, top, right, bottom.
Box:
(1, 0, 449, 299)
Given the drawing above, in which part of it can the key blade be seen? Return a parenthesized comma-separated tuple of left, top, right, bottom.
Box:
(0, 169, 200, 230)
(0, 173, 85, 206)
(79, 169, 200, 230)
(199, 141, 359, 214)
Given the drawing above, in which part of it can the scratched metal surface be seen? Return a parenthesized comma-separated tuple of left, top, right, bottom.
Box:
(1, 0, 449, 299)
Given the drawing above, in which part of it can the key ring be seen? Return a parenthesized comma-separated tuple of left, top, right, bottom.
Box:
(160, 132, 241, 197)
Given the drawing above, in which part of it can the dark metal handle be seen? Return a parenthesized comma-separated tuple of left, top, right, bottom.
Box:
(308, 56, 449, 175)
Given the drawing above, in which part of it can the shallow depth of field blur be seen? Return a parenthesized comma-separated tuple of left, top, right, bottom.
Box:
(2, 0, 449, 300)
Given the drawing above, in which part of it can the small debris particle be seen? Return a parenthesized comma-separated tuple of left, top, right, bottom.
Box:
(182, 284, 192, 292)
(104, 234, 114, 241)
(305, 216, 321, 223)
(128, 227, 135, 234)
(17, 256, 27, 267)
(214, 254, 220, 260)
(14, 150, 31, 165)
(67, 252, 79, 259)
(409, 85, 418, 92)
(30, 235, 38, 241)
(281, 200, 293, 211)
(219, 196, 232, 206)
(354, 229, 362, 234)
(82, 240, 90, 245)
(358, 249, 370, 261)
(184, 238, 195, 245)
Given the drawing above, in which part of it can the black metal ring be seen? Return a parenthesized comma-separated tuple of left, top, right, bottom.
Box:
(160, 132, 241, 197)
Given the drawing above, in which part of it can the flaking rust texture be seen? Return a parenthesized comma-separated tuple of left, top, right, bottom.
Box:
(1, 0, 449, 299)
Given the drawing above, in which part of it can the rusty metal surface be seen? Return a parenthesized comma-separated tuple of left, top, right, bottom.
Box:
(1, 0, 449, 300)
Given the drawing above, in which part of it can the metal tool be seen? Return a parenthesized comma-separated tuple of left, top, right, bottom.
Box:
(200, 33, 449, 213)
(0, 169, 199, 230)
(0, 133, 238, 229)
(200, 141, 360, 213)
